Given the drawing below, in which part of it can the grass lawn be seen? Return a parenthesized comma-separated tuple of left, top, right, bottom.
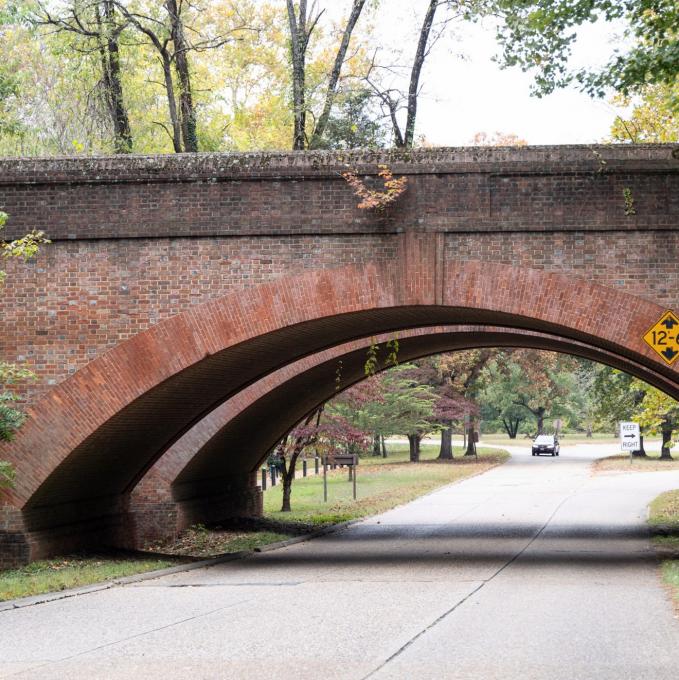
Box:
(0, 555, 178, 602)
(593, 452, 679, 474)
(648, 489, 679, 609)
(264, 445, 508, 526)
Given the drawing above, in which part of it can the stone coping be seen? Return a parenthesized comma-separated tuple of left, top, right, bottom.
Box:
(0, 144, 676, 184)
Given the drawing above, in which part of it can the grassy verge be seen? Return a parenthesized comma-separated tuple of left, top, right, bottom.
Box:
(648, 489, 679, 609)
(264, 446, 508, 526)
(0, 555, 178, 602)
(593, 452, 679, 474)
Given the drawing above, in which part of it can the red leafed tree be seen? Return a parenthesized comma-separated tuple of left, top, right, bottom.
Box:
(274, 406, 369, 512)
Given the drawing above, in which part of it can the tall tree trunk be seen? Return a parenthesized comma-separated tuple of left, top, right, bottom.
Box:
(536, 408, 545, 435)
(96, 1, 132, 153)
(161, 54, 182, 152)
(286, 0, 307, 150)
(381, 434, 388, 458)
(660, 421, 674, 460)
(438, 426, 453, 459)
(402, 0, 438, 148)
(465, 423, 476, 456)
(308, 0, 366, 148)
(166, 0, 197, 152)
(281, 468, 294, 512)
(372, 433, 381, 457)
(408, 433, 421, 462)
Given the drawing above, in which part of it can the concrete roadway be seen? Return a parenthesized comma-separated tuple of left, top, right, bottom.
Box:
(2, 445, 679, 679)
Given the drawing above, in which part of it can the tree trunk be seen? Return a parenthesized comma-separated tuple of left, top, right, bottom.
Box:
(408, 433, 421, 462)
(166, 0, 198, 152)
(96, 1, 132, 153)
(281, 470, 293, 512)
(632, 433, 647, 458)
(660, 422, 674, 460)
(438, 427, 453, 459)
(372, 433, 381, 457)
(402, 0, 438, 148)
(161, 55, 182, 152)
(502, 417, 521, 439)
(381, 434, 388, 458)
(286, 0, 307, 150)
(308, 0, 366, 148)
(465, 424, 476, 456)
(536, 408, 545, 435)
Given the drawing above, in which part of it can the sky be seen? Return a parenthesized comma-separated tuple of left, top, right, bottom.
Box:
(365, 2, 629, 146)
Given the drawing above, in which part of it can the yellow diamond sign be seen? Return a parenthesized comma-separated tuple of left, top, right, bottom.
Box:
(643, 310, 679, 365)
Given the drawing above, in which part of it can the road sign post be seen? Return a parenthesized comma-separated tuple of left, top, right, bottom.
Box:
(619, 421, 640, 464)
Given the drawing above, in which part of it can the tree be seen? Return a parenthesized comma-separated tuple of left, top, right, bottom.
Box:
(333, 365, 437, 462)
(273, 404, 369, 512)
(610, 82, 679, 143)
(480, 360, 528, 439)
(285, 0, 369, 149)
(482, 350, 582, 436)
(311, 87, 387, 149)
(33, 0, 134, 152)
(409, 353, 486, 459)
(1, 210, 49, 488)
(633, 381, 679, 460)
(487, 0, 679, 110)
(114, 0, 249, 152)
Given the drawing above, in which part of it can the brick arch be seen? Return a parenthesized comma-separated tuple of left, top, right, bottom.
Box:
(4, 259, 677, 520)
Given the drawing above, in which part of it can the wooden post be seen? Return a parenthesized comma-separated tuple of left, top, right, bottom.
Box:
(323, 456, 328, 502)
(352, 456, 357, 500)
(303, 459, 307, 477)
(261, 468, 267, 490)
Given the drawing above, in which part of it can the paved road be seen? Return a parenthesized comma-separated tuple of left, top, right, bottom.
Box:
(2, 446, 679, 679)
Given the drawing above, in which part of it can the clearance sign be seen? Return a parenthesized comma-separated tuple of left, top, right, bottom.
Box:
(643, 311, 679, 366)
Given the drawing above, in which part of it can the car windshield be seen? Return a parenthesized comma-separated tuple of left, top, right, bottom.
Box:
(534, 435, 554, 444)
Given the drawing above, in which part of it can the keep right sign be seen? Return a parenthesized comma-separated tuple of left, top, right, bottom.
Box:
(619, 421, 640, 452)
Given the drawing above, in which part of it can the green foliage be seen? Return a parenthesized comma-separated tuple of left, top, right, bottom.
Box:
(0, 210, 47, 487)
(633, 380, 679, 433)
(591, 366, 645, 429)
(310, 88, 388, 149)
(333, 364, 437, 440)
(479, 350, 586, 434)
(488, 0, 679, 109)
(610, 81, 679, 142)
(623, 187, 636, 215)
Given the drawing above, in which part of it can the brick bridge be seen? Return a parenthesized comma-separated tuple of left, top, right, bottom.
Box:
(1, 145, 677, 567)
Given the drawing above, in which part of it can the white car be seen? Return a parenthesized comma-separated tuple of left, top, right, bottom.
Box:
(532, 434, 560, 457)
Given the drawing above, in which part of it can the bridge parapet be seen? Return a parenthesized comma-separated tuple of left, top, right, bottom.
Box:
(1, 145, 676, 240)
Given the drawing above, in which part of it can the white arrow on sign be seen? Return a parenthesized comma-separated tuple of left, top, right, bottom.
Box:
(619, 421, 640, 451)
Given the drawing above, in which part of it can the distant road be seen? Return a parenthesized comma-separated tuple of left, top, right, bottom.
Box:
(2, 446, 679, 679)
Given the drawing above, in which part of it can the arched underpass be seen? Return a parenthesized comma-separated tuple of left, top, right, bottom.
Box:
(2, 260, 677, 564)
